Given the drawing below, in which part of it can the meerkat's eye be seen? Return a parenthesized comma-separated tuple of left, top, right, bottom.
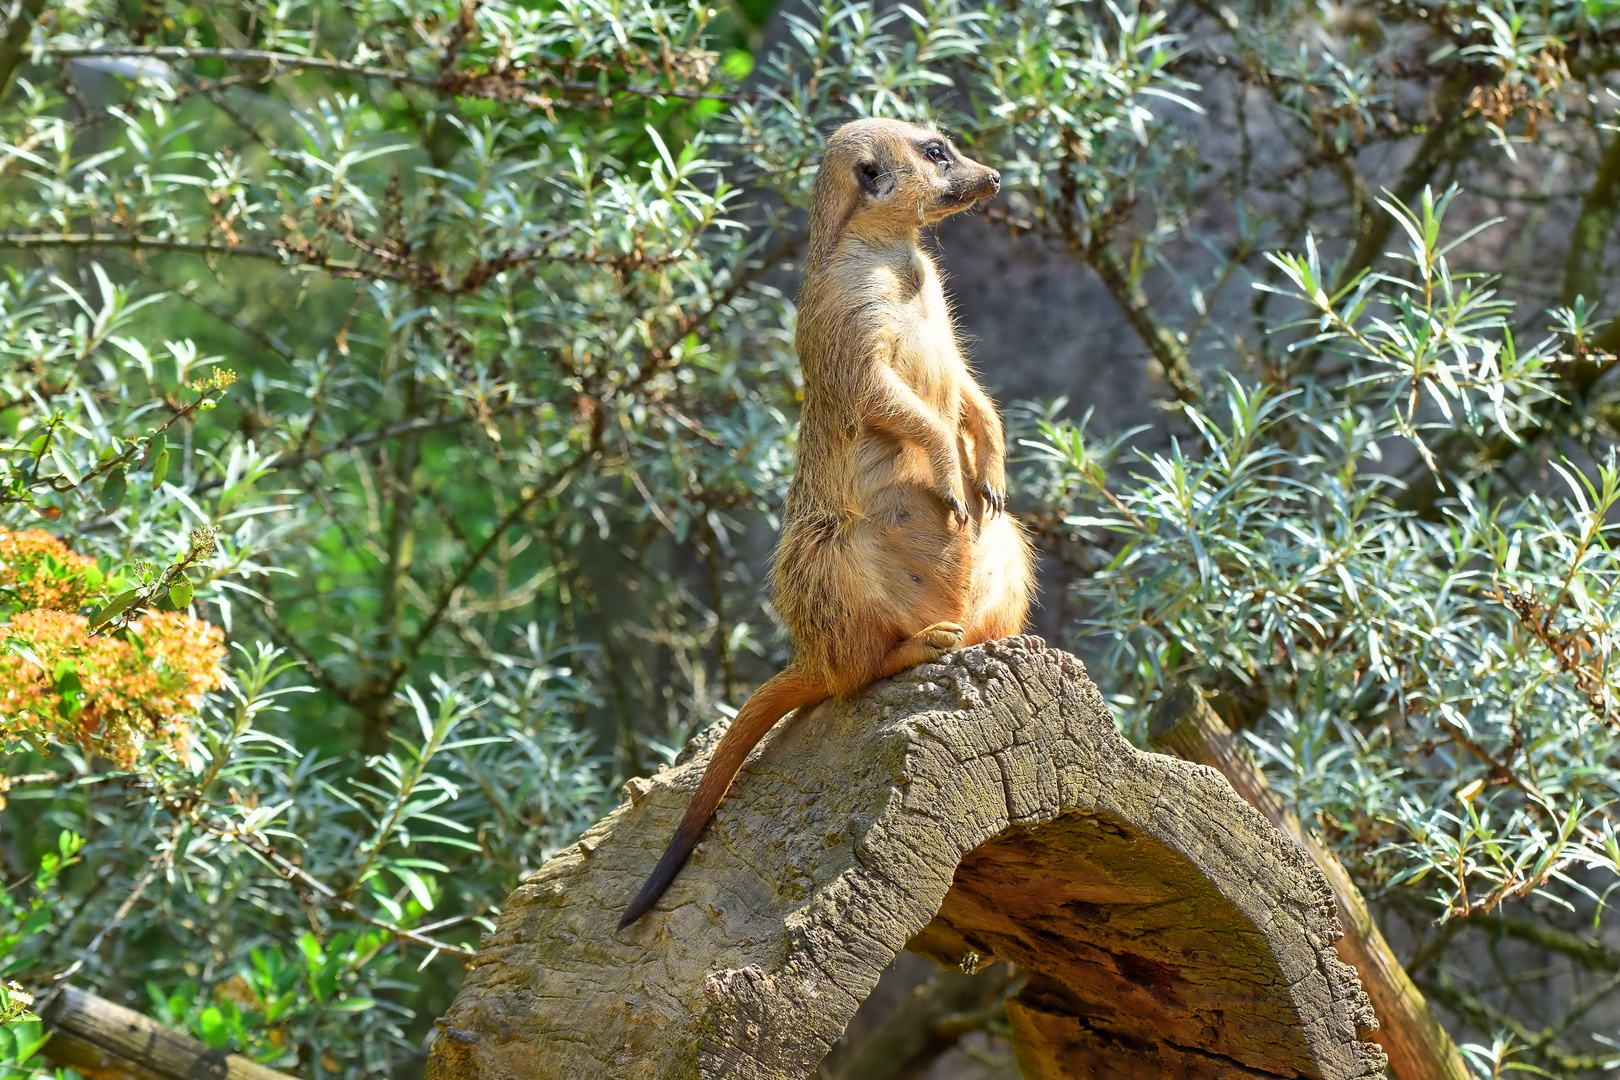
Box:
(922, 143, 949, 165)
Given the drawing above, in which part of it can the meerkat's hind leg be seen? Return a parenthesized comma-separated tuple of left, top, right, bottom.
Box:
(875, 621, 964, 680)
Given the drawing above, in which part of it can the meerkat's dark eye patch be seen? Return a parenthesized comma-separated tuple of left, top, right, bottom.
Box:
(920, 141, 951, 167)
(856, 159, 895, 198)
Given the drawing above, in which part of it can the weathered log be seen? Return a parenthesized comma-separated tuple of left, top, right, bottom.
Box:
(39, 985, 292, 1080)
(427, 637, 1387, 1080)
(1148, 682, 1471, 1080)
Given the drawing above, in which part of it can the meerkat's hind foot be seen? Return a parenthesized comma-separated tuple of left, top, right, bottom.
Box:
(919, 621, 965, 651)
(875, 621, 965, 680)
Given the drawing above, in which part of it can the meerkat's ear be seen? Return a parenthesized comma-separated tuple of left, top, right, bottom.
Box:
(856, 158, 895, 199)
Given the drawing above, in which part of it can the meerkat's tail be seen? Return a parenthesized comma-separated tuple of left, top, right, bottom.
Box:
(618, 666, 827, 930)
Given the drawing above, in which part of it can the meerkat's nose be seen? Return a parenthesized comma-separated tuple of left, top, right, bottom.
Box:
(988, 170, 1001, 194)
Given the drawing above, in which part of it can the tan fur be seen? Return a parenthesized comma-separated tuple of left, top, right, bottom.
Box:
(619, 119, 1034, 930)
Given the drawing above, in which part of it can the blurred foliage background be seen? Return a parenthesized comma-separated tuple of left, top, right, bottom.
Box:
(5, 0, 1620, 1076)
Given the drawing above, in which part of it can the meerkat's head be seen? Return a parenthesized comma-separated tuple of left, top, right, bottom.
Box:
(809, 118, 1001, 246)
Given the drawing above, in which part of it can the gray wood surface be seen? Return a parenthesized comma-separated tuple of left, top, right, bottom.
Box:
(426, 637, 1387, 1080)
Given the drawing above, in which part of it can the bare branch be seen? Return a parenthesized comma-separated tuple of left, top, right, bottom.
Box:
(1083, 244, 1199, 401)
(43, 46, 735, 102)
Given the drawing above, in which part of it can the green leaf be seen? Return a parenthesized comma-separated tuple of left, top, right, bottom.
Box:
(369, 885, 404, 922)
(145, 982, 170, 1019)
(54, 668, 83, 718)
(0, 1019, 47, 1065)
(14, 1024, 48, 1064)
(91, 589, 139, 628)
(49, 445, 81, 486)
(390, 864, 435, 911)
(100, 466, 126, 511)
(196, 1006, 229, 1048)
(298, 931, 323, 969)
(150, 448, 170, 488)
(327, 997, 376, 1012)
(4, 637, 44, 672)
(169, 577, 194, 608)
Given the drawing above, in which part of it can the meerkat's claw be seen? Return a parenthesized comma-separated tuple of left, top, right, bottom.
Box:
(921, 622, 966, 650)
(976, 480, 1004, 517)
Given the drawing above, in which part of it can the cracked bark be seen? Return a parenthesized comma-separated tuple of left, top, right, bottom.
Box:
(425, 638, 1387, 1080)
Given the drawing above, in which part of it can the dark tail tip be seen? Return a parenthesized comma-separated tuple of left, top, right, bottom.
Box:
(617, 832, 696, 930)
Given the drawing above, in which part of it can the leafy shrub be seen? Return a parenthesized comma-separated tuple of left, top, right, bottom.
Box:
(1030, 190, 1616, 917)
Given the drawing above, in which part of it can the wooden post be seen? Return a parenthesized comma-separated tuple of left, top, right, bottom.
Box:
(39, 985, 293, 1080)
(427, 639, 1387, 1080)
(1148, 681, 1471, 1080)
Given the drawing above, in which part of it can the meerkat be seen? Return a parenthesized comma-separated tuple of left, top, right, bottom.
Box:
(619, 118, 1034, 930)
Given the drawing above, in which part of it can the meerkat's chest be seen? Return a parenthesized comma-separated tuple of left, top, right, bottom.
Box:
(886, 254, 962, 406)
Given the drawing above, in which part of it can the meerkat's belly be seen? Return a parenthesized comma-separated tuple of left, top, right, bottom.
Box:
(850, 429, 930, 498)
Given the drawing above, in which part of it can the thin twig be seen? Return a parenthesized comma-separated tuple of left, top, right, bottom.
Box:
(0, 0, 48, 102)
(221, 825, 477, 959)
(48, 837, 175, 993)
(394, 445, 598, 686)
(0, 232, 289, 260)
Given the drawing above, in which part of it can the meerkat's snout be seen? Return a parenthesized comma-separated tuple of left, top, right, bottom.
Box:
(937, 158, 999, 218)
(971, 166, 1001, 200)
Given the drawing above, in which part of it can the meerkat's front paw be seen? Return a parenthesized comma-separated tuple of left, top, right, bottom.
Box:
(975, 479, 1005, 517)
(935, 485, 970, 526)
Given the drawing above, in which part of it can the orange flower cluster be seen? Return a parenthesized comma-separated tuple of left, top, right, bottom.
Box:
(0, 529, 98, 612)
(1, 530, 225, 767)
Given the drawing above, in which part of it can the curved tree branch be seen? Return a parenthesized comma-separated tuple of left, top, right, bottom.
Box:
(426, 639, 1386, 1080)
